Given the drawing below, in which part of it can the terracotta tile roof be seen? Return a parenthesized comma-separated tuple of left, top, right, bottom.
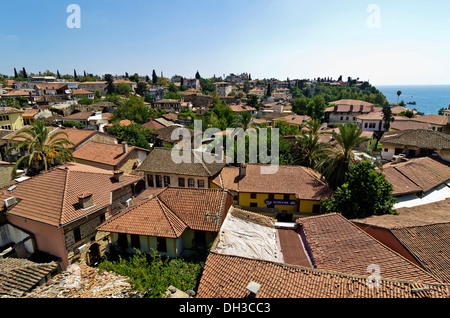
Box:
(1, 91, 31, 98)
(411, 114, 449, 126)
(381, 129, 450, 150)
(97, 196, 187, 238)
(57, 128, 113, 149)
(142, 120, 165, 130)
(390, 223, 450, 283)
(381, 165, 423, 196)
(0, 163, 142, 227)
(212, 164, 333, 200)
(97, 187, 233, 237)
(72, 89, 93, 95)
(382, 157, 450, 194)
(72, 141, 148, 167)
(390, 121, 430, 131)
(356, 111, 383, 120)
(197, 252, 449, 298)
(150, 125, 195, 144)
(62, 112, 95, 121)
(23, 262, 136, 298)
(296, 213, 441, 284)
(0, 258, 58, 297)
(137, 148, 226, 178)
(274, 114, 310, 126)
(21, 108, 40, 118)
(157, 187, 233, 232)
(352, 198, 450, 229)
(34, 83, 68, 90)
(0, 106, 24, 115)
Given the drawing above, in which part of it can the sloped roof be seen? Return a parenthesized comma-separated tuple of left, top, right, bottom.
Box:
(381, 129, 450, 150)
(72, 141, 148, 167)
(0, 163, 142, 227)
(137, 147, 226, 177)
(97, 187, 233, 237)
(196, 252, 449, 298)
(212, 164, 333, 200)
(150, 125, 194, 144)
(411, 114, 449, 126)
(62, 112, 94, 121)
(296, 213, 441, 284)
(0, 258, 58, 297)
(382, 157, 450, 195)
(391, 223, 450, 284)
(352, 198, 450, 229)
(97, 196, 187, 238)
(23, 262, 134, 298)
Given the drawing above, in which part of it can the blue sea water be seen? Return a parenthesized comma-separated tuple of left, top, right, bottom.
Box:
(376, 85, 450, 115)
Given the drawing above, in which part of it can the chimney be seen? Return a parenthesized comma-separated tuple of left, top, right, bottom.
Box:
(114, 170, 124, 182)
(239, 164, 247, 178)
(246, 281, 261, 298)
(122, 141, 128, 154)
(78, 193, 94, 209)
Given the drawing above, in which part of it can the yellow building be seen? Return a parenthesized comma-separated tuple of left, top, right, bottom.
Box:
(0, 107, 24, 131)
(210, 164, 334, 221)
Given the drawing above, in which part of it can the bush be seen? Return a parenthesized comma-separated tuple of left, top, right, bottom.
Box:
(97, 250, 205, 298)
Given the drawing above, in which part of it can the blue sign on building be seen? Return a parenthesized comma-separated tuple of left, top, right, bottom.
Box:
(264, 199, 297, 206)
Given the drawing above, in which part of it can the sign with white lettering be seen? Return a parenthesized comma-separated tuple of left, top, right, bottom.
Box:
(264, 199, 296, 206)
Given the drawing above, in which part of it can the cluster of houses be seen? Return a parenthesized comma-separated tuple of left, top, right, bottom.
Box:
(0, 74, 449, 298)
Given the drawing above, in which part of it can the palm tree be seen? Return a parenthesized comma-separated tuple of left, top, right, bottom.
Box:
(396, 90, 402, 104)
(294, 120, 332, 168)
(6, 121, 74, 176)
(315, 123, 370, 189)
(237, 110, 252, 130)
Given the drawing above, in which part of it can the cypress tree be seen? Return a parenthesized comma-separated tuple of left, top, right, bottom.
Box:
(22, 67, 28, 78)
(152, 70, 158, 84)
(14, 68, 18, 78)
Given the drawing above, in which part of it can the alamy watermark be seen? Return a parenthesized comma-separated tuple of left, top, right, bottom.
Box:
(367, 4, 381, 29)
(170, 120, 280, 174)
(366, 264, 381, 288)
(66, 4, 81, 29)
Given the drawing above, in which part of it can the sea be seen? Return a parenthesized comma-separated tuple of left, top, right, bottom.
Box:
(376, 85, 450, 115)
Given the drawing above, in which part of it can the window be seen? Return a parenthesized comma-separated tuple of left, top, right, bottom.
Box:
(268, 194, 274, 200)
(156, 175, 163, 188)
(340, 116, 344, 121)
(118, 233, 128, 250)
(188, 178, 195, 188)
(164, 176, 170, 187)
(250, 202, 258, 208)
(147, 174, 154, 187)
(130, 234, 140, 249)
(73, 227, 81, 242)
(284, 194, 290, 200)
(178, 177, 185, 187)
(250, 193, 257, 199)
(157, 237, 167, 252)
(364, 123, 368, 128)
(99, 214, 106, 224)
(198, 180, 205, 188)
(369, 123, 376, 129)
(384, 148, 388, 152)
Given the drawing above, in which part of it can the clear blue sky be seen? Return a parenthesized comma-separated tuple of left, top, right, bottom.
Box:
(1, 0, 449, 85)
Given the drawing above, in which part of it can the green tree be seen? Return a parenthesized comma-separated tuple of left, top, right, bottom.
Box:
(152, 70, 158, 84)
(7, 121, 74, 176)
(136, 82, 148, 96)
(321, 161, 397, 219)
(111, 96, 153, 125)
(105, 74, 115, 95)
(115, 82, 132, 96)
(316, 123, 370, 189)
(106, 123, 151, 149)
(382, 104, 395, 132)
(237, 110, 252, 130)
(397, 90, 402, 104)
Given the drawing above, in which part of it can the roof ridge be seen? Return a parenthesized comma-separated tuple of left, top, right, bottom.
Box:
(58, 167, 71, 227)
(155, 197, 187, 236)
(208, 251, 450, 288)
(298, 213, 442, 284)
